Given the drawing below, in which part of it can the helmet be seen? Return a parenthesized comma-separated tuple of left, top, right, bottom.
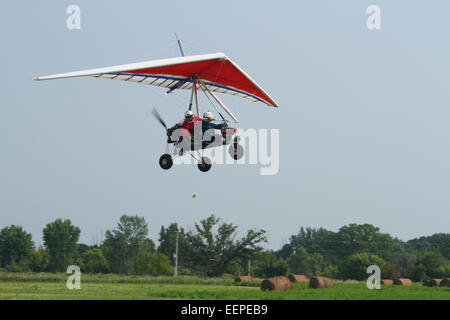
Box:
(203, 111, 215, 121)
(185, 110, 194, 119)
(185, 110, 195, 122)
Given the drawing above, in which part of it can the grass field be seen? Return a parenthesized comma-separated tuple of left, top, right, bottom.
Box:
(0, 273, 449, 300)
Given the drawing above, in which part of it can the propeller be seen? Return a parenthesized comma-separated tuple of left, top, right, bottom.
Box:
(151, 108, 168, 131)
(152, 108, 171, 153)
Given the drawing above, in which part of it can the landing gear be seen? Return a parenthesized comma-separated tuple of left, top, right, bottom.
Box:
(159, 154, 173, 170)
(229, 142, 244, 160)
(197, 157, 212, 172)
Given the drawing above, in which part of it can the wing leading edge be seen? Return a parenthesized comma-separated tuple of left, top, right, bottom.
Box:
(34, 53, 278, 107)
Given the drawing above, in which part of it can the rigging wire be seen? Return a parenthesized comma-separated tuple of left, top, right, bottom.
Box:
(144, 37, 232, 123)
(198, 81, 226, 122)
(144, 41, 180, 60)
(178, 39, 217, 54)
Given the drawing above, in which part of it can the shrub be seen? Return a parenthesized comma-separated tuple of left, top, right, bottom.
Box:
(321, 264, 339, 279)
(254, 259, 289, 278)
(381, 263, 400, 279)
(81, 249, 110, 274)
(287, 247, 324, 277)
(134, 251, 172, 276)
(6, 264, 25, 273)
(340, 252, 385, 280)
(29, 249, 50, 272)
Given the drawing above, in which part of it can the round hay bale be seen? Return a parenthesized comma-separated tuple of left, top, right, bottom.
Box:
(393, 278, 413, 286)
(308, 276, 333, 289)
(381, 279, 393, 285)
(432, 279, 442, 286)
(234, 276, 254, 283)
(261, 276, 292, 291)
(439, 278, 450, 287)
(423, 279, 442, 287)
(288, 274, 309, 283)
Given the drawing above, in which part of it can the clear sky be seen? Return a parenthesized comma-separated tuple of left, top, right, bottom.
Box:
(1, 1, 449, 249)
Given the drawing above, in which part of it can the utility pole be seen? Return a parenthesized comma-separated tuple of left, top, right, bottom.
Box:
(248, 259, 251, 276)
(174, 231, 179, 277)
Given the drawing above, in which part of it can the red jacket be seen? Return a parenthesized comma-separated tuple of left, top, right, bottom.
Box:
(180, 115, 201, 134)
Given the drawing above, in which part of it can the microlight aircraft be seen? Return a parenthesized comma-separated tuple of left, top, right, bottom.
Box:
(34, 42, 278, 172)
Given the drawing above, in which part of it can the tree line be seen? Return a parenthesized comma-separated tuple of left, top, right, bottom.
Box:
(0, 215, 448, 281)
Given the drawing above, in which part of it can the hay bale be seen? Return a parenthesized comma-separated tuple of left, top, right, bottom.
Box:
(234, 276, 254, 283)
(393, 278, 413, 286)
(308, 276, 333, 289)
(439, 278, 450, 287)
(381, 279, 393, 285)
(288, 274, 309, 283)
(423, 279, 442, 287)
(261, 276, 292, 291)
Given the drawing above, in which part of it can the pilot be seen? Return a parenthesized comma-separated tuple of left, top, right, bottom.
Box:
(202, 111, 222, 132)
(167, 110, 201, 151)
(181, 110, 201, 134)
(167, 110, 201, 138)
(202, 111, 223, 147)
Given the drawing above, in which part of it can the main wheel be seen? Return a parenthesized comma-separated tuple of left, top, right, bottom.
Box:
(159, 154, 173, 170)
(197, 157, 212, 172)
(229, 143, 244, 160)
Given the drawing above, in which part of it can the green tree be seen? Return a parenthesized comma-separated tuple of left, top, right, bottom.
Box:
(76, 243, 91, 259)
(277, 224, 396, 266)
(102, 233, 128, 274)
(390, 248, 417, 278)
(286, 227, 337, 258)
(411, 264, 427, 282)
(43, 219, 81, 272)
(102, 215, 152, 274)
(407, 233, 450, 259)
(276, 243, 294, 261)
(186, 215, 267, 277)
(140, 238, 156, 253)
(321, 264, 340, 279)
(335, 224, 395, 258)
(381, 263, 400, 279)
(158, 223, 190, 267)
(81, 248, 110, 273)
(340, 252, 386, 280)
(29, 248, 50, 272)
(253, 251, 289, 278)
(417, 251, 450, 278)
(287, 247, 324, 277)
(0, 225, 34, 269)
(134, 251, 172, 276)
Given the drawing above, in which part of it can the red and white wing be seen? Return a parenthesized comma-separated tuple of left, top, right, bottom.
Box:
(34, 53, 278, 107)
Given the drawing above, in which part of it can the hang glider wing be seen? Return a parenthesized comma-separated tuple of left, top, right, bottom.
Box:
(34, 53, 278, 107)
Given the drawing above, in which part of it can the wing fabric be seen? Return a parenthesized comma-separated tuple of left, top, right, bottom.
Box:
(34, 53, 278, 107)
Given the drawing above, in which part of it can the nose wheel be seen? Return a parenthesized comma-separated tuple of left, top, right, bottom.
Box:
(229, 142, 244, 160)
(159, 154, 173, 170)
(197, 157, 212, 172)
